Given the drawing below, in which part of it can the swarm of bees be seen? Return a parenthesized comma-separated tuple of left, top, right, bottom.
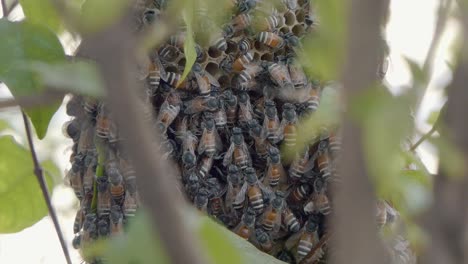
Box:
(65, 0, 403, 263)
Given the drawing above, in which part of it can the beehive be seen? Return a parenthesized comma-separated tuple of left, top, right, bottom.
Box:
(64, 1, 399, 263)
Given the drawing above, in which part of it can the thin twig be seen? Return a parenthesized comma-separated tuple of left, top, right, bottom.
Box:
(1, 0, 18, 18)
(21, 111, 72, 264)
(409, 125, 438, 152)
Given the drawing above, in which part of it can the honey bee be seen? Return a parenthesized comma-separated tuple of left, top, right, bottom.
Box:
(237, 92, 254, 129)
(248, 119, 270, 159)
(181, 131, 198, 170)
(317, 149, 331, 181)
(225, 165, 245, 216)
(68, 156, 84, 200)
(237, 64, 262, 90)
(123, 191, 138, 221)
(82, 154, 97, 195)
(206, 178, 227, 217)
(233, 208, 256, 240)
(183, 96, 220, 115)
(257, 32, 284, 49)
(98, 218, 109, 237)
(163, 72, 187, 88)
(287, 58, 308, 89)
(262, 147, 287, 190)
(83, 97, 98, 117)
(262, 100, 281, 144)
(328, 130, 341, 158)
(195, 188, 209, 213)
(223, 90, 238, 128)
(73, 207, 85, 234)
(225, 13, 251, 37)
(168, 32, 185, 49)
(282, 206, 301, 233)
(62, 119, 81, 141)
(259, 191, 284, 233)
(212, 101, 228, 130)
(288, 183, 311, 206)
(193, 63, 220, 96)
(303, 85, 320, 113)
(120, 159, 137, 194)
(156, 92, 181, 131)
(106, 160, 125, 204)
(287, 219, 320, 262)
(255, 14, 281, 32)
(110, 205, 124, 235)
(289, 149, 309, 183)
(77, 124, 95, 155)
(96, 104, 110, 139)
(234, 167, 271, 213)
(280, 103, 297, 149)
(232, 52, 254, 73)
(267, 62, 293, 89)
(238, 38, 253, 54)
(82, 213, 97, 245)
(223, 127, 252, 170)
(254, 228, 273, 253)
(304, 178, 331, 216)
(159, 44, 180, 62)
(147, 55, 166, 96)
(96, 176, 111, 218)
(210, 34, 228, 51)
(237, 0, 257, 13)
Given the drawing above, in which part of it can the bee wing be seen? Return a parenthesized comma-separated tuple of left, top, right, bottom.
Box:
(222, 143, 235, 167)
(214, 130, 223, 153)
(258, 181, 273, 200)
(241, 142, 252, 165)
(225, 184, 236, 212)
(284, 226, 304, 250)
(278, 164, 288, 188)
(234, 182, 248, 206)
(205, 71, 221, 87)
(155, 56, 166, 78)
(197, 129, 207, 155)
(278, 118, 287, 141)
(184, 97, 204, 114)
(260, 118, 269, 141)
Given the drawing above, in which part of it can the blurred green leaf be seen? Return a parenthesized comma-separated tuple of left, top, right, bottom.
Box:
(426, 110, 440, 126)
(0, 120, 9, 131)
(299, 0, 346, 80)
(0, 136, 56, 233)
(80, 0, 129, 34)
(19, 0, 62, 32)
(430, 137, 465, 178)
(25, 60, 105, 97)
(178, 8, 196, 87)
(0, 19, 65, 138)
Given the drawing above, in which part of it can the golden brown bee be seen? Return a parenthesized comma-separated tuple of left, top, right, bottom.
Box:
(248, 119, 271, 159)
(288, 183, 311, 206)
(183, 96, 220, 115)
(77, 124, 95, 155)
(237, 92, 254, 129)
(254, 14, 281, 32)
(197, 155, 214, 179)
(263, 147, 287, 190)
(73, 207, 85, 234)
(304, 85, 320, 113)
(254, 228, 273, 253)
(225, 13, 251, 36)
(288, 58, 308, 89)
(82, 154, 97, 195)
(233, 208, 256, 240)
(212, 101, 228, 129)
(262, 100, 281, 144)
(235, 167, 271, 213)
(296, 220, 319, 261)
(223, 90, 238, 128)
(237, 64, 262, 90)
(304, 178, 331, 215)
(82, 213, 97, 245)
(280, 103, 297, 149)
(268, 62, 293, 89)
(195, 188, 209, 213)
(289, 149, 309, 183)
(317, 150, 331, 181)
(223, 127, 252, 170)
(232, 52, 254, 73)
(238, 38, 253, 54)
(193, 63, 220, 96)
(156, 92, 181, 131)
(198, 118, 222, 157)
(106, 160, 125, 204)
(110, 205, 124, 236)
(68, 157, 84, 200)
(259, 192, 284, 233)
(225, 165, 245, 216)
(257, 32, 285, 49)
(83, 97, 98, 116)
(96, 104, 110, 139)
(182, 131, 198, 169)
(96, 176, 111, 218)
(147, 55, 165, 96)
(123, 191, 138, 220)
(282, 206, 301, 233)
(159, 44, 180, 62)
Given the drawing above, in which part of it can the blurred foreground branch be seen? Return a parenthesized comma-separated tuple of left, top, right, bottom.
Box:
(331, 0, 390, 263)
(76, 8, 205, 264)
(0, 90, 64, 109)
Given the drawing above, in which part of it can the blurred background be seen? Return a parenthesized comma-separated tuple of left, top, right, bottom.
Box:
(0, 0, 456, 263)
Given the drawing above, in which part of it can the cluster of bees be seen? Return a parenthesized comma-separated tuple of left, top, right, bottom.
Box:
(65, 0, 399, 263)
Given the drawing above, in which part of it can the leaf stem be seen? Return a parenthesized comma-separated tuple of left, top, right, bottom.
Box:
(21, 111, 72, 264)
(410, 124, 438, 152)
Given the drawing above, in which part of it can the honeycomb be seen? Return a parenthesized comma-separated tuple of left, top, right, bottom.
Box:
(65, 0, 400, 263)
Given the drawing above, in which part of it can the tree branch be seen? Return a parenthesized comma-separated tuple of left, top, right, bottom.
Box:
(0, 90, 65, 109)
(330, 0, 390, 264)
(76, 9, 206, 264)
(1, 0, 18, 18)
(21, 111, 72, 264)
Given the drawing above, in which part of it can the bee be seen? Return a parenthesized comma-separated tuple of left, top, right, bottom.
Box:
(376, 200, 387, 228)
(68, 156, 84, 200)
(193, 63, 220, 96)
(156, 92, 181, 131)
(282, 206, 301, 233)
(262, 100, 281, 144)
(195, 188, 210, 213)
(210, 34, 228, 51)
(263, 147, 287, 190)
(120, 159, 137, 194)
(225, 13, 251, 37)
(206, 178, 227, 217)
(267, 62, 293, 89)
(232, 52, 254, 73)
(303, 85, 320, 113)
(82, 213, 98, 245)
(159, 44, 180, 62)
(257, 32, 284, 49)
(163, 72, 187, 88)
(287, 58, 308, 89)
(72, 235, 81, 249)
(66, 95, 83, 117)
(237, 92, 254, 129)
(168, 32, 185, 49)
(286, 219, 320, 262)
(106, 160, 125, 204)
(237, 0, 257, 13)
(110, 205, 124, 235)
(238, 38, 253, 54)
(237, 64, 262, 90)
(96, 176, 111, 218)
(254, 14, 281, 32)
(223, 127, 252, 170)
(288, 183, 311, 206)
(123, 191, 138, 221)
(73, 207, 85, 234)
(147, 55, 166, 96)
(211, 101, 228, 131)
(289, 149, 310, 183)
(83, 97, 98, 117)
(82, 154, 97, 195)
(317, 150, 331, 181)
(77, 124, 95, 155)
(304, 178, 331, 215)
(108, 120, 121, 144)
(98, 218, 109, 237)
(280, 103, 297, 149)
(247, 120, 271, 161)
(95, 104, 110, 139)
(181, 130, 198, 168)
(254, 228, 273, 253)
(234, 167, 271, 213)
(328, 130, 342, 158)
(174, 115, 189, 143)
(233, 208, 256, 240)
(223, 90, 238, 128)
(183, 96, 220, 115)
(62, 119, 81, 141)
(259, 191, 284, 233)
(197, 155, 214, 179)
(225, 165, 245, 217)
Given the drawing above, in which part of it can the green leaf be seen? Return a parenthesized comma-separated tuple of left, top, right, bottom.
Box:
(0, 136, 57, 233)
(26, 60, 105, 97)
(0, 120, 9, 131)
(80, 0, 129, 34)
(0, 19, 65, 138)
(19, 0, 62, 33)
(430, 137, 465, 178)
(178, 9, 196, 87)
(403, 56, 426, 85)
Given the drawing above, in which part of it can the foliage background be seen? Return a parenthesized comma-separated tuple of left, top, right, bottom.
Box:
(0, 0, 457, 262)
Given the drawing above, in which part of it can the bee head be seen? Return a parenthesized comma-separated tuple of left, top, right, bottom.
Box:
(255, 229, 269, 243)
(245, 167, 257, 184)
(182, 152, 196, 167)
(238, 92, 249, 103)
(305, 219, 318, 232)
(268, 147, 280, 163)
